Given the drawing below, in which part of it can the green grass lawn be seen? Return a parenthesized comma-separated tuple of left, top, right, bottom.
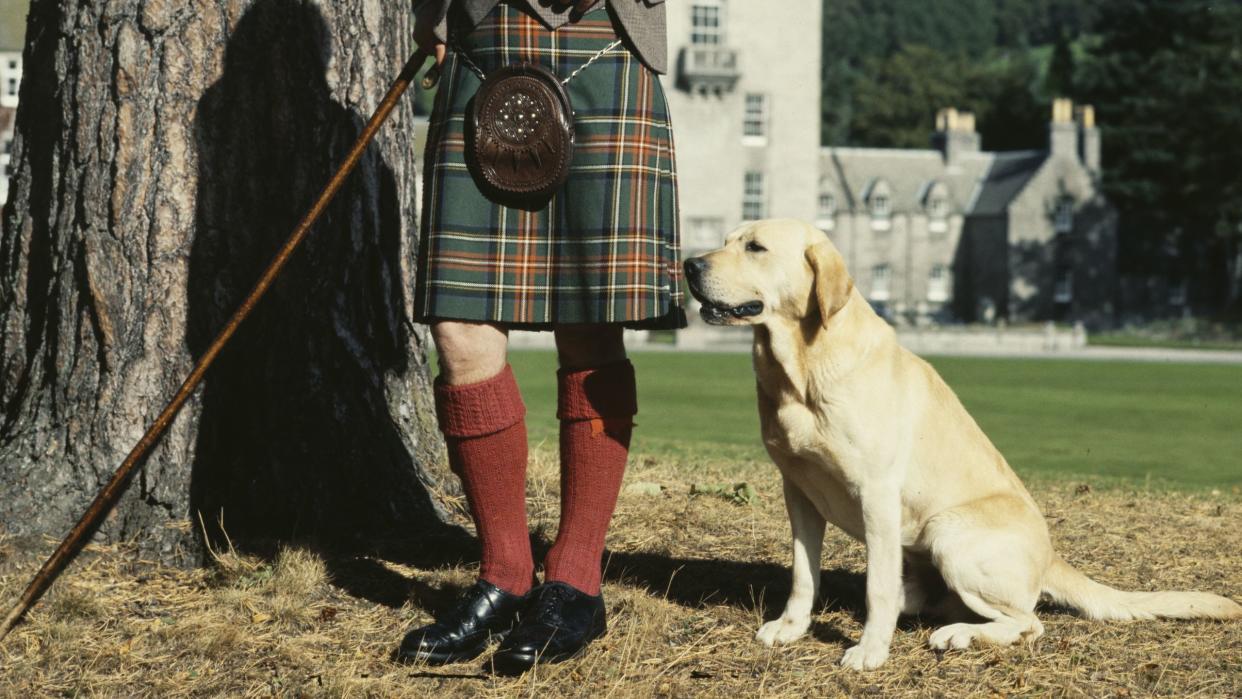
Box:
(508, 351, 1242, 490)
(1088, 333, 1242, 352)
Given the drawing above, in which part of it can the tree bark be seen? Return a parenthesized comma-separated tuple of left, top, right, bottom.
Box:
(0, 0, 449, 565)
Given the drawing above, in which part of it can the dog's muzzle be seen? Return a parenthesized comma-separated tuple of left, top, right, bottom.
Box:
(683, 258, 764, 323)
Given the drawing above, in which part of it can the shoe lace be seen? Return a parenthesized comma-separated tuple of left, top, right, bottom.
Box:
(528, 584, 573, 624)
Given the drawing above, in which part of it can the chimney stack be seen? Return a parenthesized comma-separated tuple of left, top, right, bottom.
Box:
(1076, 104, 1101, 177)
(933, 107, 980, 166)
(1049, 97, 1079, 158)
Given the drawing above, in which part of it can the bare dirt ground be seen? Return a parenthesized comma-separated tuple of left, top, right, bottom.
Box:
(1, 451, 1239, 698)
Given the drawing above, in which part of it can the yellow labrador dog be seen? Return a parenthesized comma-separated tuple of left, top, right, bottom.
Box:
(683, 219, 1241, 671)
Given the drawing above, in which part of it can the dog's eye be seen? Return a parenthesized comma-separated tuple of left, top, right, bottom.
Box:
(746, 241, 767, 253)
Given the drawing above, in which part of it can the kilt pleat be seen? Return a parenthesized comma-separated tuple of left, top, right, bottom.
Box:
(414, 1, 686, 329)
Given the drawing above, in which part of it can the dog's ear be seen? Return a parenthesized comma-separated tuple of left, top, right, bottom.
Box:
(805, 241, 854, 325)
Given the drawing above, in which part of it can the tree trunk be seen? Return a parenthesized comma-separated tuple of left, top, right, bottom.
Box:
(0, 0, 449, 565)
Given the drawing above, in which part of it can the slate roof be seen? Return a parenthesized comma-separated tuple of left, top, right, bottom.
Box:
(0, 0, 27, 52)
(968, 151, 1048, 216)
(820, 145, 1047, 218)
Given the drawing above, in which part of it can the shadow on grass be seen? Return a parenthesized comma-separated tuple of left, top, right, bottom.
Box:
(318, 527, 886, 647)
(321, 530, 480, 613)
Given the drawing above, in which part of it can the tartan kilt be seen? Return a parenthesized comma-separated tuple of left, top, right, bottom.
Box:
(414, 2, 686, 330)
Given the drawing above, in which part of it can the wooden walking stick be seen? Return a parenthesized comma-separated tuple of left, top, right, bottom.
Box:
(0, 50, 442, 642)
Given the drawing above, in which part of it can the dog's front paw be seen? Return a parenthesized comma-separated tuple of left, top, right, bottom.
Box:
(755, 615, 811, 646)
(839, 642, 889, 671)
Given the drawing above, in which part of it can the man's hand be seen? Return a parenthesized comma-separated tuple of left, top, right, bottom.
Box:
(413, 1, 447, 67)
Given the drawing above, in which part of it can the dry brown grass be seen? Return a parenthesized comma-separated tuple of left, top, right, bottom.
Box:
(1, 450, 1239, 698)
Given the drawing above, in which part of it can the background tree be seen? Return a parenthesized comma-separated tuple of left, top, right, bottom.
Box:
(821, 0, 1099, 149)
(1077, 0, 1242, 314)
(820, 0, 996, 146)
(846, 46, 1043, 152)
(1043, 31, 1075, 98)
(0, 0, 450, 564)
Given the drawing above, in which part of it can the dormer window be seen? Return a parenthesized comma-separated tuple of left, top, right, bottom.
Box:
(870, 194, 891, 231)
(865, 179, 893, 231)
(818, 192, 836, 218)
(1054, 196, 1074, 234)
(928, 197, 949, 234)
(816, 184, 837, 230)
(920, 181, 950, 235)
(871, 194, 890, 218)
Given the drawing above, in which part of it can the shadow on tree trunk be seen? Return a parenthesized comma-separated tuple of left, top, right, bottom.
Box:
(187, 0, 459, 561)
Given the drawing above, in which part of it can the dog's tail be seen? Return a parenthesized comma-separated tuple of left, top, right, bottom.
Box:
(1041, 556, 1242, 621)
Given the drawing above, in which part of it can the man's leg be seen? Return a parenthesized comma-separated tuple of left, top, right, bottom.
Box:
(543, 325, 633, 595)
(490, 324, 632, 673)
(430, 321, 533, 595)
(399, 321, 532, 664)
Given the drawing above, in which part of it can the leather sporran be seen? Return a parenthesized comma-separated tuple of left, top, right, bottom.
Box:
(466, 64, 574, 209)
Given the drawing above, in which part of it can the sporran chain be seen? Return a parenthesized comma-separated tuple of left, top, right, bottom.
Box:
(454, 39, 625, 87)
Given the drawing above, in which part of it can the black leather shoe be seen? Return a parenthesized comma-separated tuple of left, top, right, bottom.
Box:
(396, 580, 525, 665)
(489, 582, 606, 675)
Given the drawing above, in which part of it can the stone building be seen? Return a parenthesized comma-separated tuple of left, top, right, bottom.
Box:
(664, 3, 1114, 329)
(0, 0, 24, 206)
(664, 0, 823, 255)
(818, 99, 1117, 327)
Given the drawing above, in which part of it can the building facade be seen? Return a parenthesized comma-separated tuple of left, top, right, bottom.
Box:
(819, 100, 1116, 327)
(664, 3, 1113, 329)
(663, 0, 823, 256)
(0, 0, 23, 206)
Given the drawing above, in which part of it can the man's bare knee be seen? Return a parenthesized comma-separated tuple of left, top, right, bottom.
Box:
(431, 322, 508, 385)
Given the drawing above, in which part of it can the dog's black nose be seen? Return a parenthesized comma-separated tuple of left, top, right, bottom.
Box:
(684, 257, 707, 279)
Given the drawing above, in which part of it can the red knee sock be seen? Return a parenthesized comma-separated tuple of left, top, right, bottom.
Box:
(435, 365, 533, 596)
(543, 360, 637, 596)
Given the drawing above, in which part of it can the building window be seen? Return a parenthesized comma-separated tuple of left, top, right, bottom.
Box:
(871, 194, 890, 219)
(686, 216, 725, 251)
(1054, 268, 1073, 303)
(742, 171, 765, 221)
(742, 93, 768, 143)
(869, 193, 891, 232)
(816, 191, 836, 230)
(2, 137, 11, 155)
(5, 79, 16, 98)
(1054, 196, 1074, 233)
(928, 196, 949, 234)
(6, 60, 16, 71)
(691, 2, 725, 46)
(928, 264, 949, 302)
(866, 179, 893, 231)
(870, 264, 891, 301)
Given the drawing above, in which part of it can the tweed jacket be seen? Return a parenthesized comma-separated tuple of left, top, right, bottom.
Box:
(416, 0, 668, 73)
